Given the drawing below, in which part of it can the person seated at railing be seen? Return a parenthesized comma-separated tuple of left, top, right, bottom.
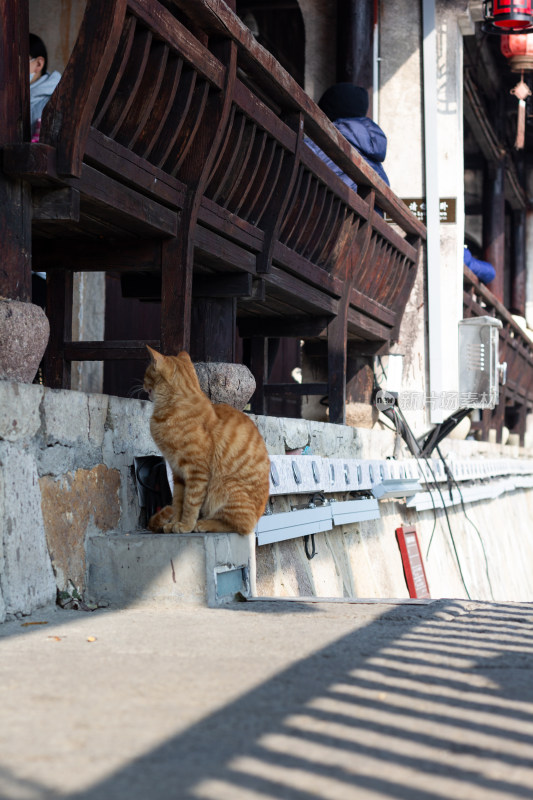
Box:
(306, 83, 390, 213)
(463, 245, 496, 285)
(29, 33, 61, 142)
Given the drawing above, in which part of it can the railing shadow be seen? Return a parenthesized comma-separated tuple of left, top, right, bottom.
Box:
(50, 599, 533, 800)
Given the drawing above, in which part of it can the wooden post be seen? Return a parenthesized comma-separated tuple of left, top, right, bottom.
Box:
(248, 336, 268, 415)
(328, 193, 376, 425)
(346, 356, 375, 405)
(492, 389, 507, 444)
(480, 408, 492, 442)
(190, 297, 236, 362)
(0, 0, 32, 301)
(336, 0, 375, 92)
(517, 401, 527, 447)
(327, 314, 347, 424)
(161, 236, 190, 354)
(43, 270, 73, 388)
(483, 159, 505, 304)
(511, 208, 526, 317)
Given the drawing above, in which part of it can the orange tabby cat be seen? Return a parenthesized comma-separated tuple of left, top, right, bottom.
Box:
(144, 346, 270, 536)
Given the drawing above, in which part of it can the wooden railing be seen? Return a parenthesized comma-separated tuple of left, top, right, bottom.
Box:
(3, 0, 425, 422)
(464, 265, 533, 444)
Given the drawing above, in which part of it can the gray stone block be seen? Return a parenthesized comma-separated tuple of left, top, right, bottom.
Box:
(36, 444, 77, 477)
(281, 418, 310, 451)
(41, 387, 90, 447)
(0, 382, 43, 442)
(86, 532, 254, 607)
(87, 533, 205, 606)
(251, 414, 284, 454)
(87, 394, 109, 447)
(356, 427, 396, 459)
(104, 396, 156, 460)
(36, 443, 105, 478)
(309, 420, 357, 457)
(116, 465, 143, 533)
(0, 443, 56, 618)
(204, 531, 255, 606)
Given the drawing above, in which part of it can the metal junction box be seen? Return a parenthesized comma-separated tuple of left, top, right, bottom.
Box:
(458, 316, 504, 409)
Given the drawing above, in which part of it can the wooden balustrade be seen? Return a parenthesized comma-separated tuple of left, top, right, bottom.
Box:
(464, 265, 533, 444)
(3, 0, 425, 421)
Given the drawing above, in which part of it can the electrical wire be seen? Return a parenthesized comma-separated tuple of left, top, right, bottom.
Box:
(435, 444, 495, 601)
(388, 403, 473, 600)
(373, 380, 475, 600)
(418, 452, 472, 600)
(375, 355, 387, 386)
(390, 407, 440, 559)
(397, 414, 470, 598)
(376, 394, 440, 560)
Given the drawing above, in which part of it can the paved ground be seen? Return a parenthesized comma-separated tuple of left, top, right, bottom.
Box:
(1, 597, 533, 800)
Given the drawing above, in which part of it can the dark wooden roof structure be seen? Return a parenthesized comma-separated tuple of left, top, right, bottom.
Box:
(3, 0, 425, 423)
(462, 25, 533, 443)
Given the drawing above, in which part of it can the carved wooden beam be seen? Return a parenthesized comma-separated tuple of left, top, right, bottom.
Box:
(0, 0, 32, 300)
(32, 188, 80, 222)
(327, 191, 376, 424)
(238, 315, 331, 338)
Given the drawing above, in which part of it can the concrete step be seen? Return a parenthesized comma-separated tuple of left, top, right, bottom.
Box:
(86, 532, 255, 608)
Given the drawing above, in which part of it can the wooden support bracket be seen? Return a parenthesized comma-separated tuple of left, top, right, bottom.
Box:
(328, 191, 376, 424)
(32, 188, 80, 222)
(238, 315, 330, 339)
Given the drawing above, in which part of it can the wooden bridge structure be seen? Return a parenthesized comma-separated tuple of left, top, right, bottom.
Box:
(1, 0, 425, 423)
(464, 266, 533, 445)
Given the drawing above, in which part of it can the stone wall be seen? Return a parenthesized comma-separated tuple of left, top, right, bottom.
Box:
(1, 380, 533, 621)
(0, 382, 157, 621)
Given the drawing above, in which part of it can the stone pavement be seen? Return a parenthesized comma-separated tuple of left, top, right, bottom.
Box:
(1, 598, 533, 800)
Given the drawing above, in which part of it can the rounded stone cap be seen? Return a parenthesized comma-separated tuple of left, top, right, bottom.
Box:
(0, 299, 50, 383)
(194, 362, 256, 411)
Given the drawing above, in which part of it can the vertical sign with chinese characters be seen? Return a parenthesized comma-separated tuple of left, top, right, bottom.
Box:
(395, 526, 431, 599)
(385, 198, 456, 225)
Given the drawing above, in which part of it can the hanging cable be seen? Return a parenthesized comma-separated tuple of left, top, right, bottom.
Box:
(383, 407, 437, 570)
(419, 452, 472, 601)
(435, 444, 495, 601)
(387, 403, 472, 599)
(373, 381, 475, 599)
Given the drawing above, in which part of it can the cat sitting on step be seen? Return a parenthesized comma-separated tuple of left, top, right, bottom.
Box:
(144, 346, 270, 536)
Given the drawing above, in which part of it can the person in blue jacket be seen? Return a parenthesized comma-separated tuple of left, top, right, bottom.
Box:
(306, 83, 390, 200)
(29, 34, 61, 141)
(463, 245, 496, 285)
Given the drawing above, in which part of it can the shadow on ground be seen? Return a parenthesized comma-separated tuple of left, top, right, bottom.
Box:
(52, 599, 533, 800)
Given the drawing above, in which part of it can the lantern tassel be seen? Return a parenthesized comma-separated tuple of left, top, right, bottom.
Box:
(516, 99, 526, 149)
(511, 76, 532, 150)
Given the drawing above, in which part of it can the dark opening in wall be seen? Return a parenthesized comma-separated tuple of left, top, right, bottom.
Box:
(236, 1, 305, 87)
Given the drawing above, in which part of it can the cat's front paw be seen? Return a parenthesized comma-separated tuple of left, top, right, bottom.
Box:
(148, 505, 173, 532)
(162, 521, 193, 534)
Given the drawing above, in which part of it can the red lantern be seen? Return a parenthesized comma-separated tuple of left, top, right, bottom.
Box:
(484, 1, 533, 32)
(501, 33, 533, 148)
(501, 32, 533, 69)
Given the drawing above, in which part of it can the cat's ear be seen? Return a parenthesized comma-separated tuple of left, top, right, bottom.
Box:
(146, 345, 165, 368)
